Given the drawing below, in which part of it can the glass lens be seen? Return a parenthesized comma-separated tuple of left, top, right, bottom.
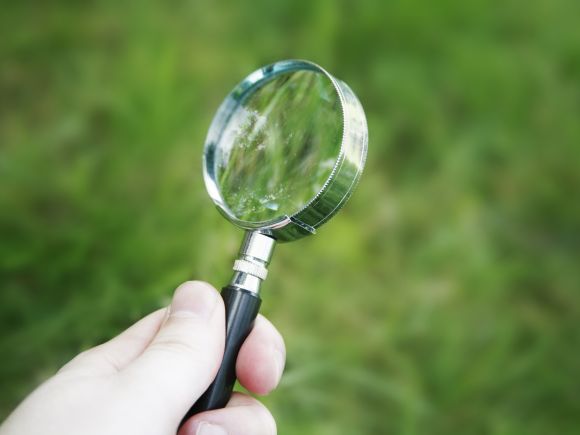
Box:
(215, 70, 343, 223)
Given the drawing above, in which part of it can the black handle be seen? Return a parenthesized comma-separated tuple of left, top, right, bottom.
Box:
(181, 285, 261, 423)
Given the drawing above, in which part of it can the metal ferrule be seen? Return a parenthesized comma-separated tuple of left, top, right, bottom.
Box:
(229, 232, 276, 294)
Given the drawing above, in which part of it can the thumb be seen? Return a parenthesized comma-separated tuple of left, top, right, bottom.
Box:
(122, 281, 225, 414)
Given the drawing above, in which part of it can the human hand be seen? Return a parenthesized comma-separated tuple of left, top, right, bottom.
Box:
(0, 281, 285, 435)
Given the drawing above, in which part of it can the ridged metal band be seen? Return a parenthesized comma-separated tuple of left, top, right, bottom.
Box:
(233, 259, 268, 280)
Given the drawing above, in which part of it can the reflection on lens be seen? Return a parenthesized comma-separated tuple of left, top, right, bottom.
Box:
(215, 70, 343, 223)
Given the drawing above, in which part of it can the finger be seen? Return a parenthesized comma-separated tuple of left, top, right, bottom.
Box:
(59, 308, 167, 375)
(178, 392, 276, 435)
(122, 281, 225, 413)
(236, 314, 286, 395)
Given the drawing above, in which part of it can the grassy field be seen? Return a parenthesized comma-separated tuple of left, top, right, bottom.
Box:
(1, 1, 579, 434)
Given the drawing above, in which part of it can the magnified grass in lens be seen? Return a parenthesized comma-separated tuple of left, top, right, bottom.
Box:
(216, 70, 343, 223)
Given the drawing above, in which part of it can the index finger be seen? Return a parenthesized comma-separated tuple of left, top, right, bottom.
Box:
(236, 314, 286, 396)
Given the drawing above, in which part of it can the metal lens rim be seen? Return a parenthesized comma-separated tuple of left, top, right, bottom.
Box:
(202, 59, 368, 242)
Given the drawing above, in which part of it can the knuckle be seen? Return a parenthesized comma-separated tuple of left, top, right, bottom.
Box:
(147, 334, 205, 359)
(151, 318, 216, 355)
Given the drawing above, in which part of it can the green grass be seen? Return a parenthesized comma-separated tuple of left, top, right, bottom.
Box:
(217, 69, 344, 223)
(1, 1, 579, 434)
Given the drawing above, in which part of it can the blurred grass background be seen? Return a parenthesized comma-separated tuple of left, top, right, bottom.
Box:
(1, 0, 579, 433)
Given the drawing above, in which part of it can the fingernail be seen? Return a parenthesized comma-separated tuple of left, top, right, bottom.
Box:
(273, 347, 286, 383)
(196, 422, 228, 435)
(170, 281, 219, 320)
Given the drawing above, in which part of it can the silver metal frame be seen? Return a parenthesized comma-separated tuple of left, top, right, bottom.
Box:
(230, 231, 276, 294)
(203, 59, 368, 242)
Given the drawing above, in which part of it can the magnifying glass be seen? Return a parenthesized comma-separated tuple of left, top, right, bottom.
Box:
(184, 59, 367, 420)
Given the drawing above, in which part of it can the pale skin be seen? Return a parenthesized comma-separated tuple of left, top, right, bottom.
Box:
(0, 281, 285, 435)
